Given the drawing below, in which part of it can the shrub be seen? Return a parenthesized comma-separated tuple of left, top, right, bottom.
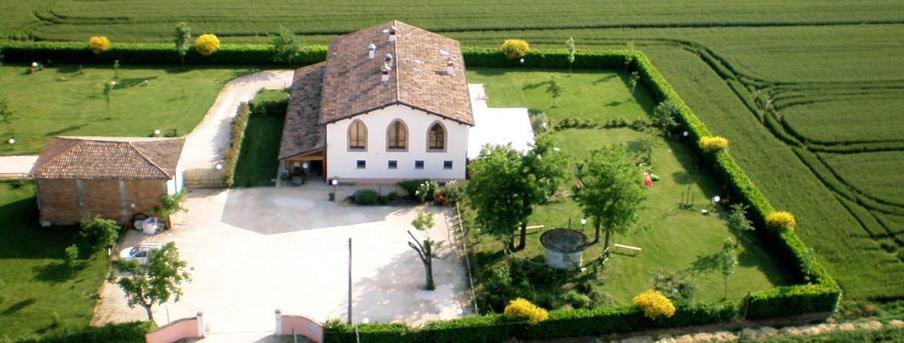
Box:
(766, 211, 797, 231)
(353, 189, 380, 205)
(80, 216, 120, 251)
(632, 290, 676, 320)
(223, 102, 250, 187)
(416, 180, 439, 203)
(88, 36, 110, 54)
(563, 290, 593, 309)
(698, 136, 729, 153)
(64, 244, 79, 269)
(443, 180, 466, 204)
(500, 39, 530, 60)
(433, 191, 448, 205)
(248, 90, 289, 116)
(17, 321, 155, 343)
(398, 179, 429, 199)
(194, 34, 221, 56)
(504, 298, 549, 324)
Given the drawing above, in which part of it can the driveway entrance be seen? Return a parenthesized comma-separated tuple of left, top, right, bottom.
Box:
(93, 185, 471, 339)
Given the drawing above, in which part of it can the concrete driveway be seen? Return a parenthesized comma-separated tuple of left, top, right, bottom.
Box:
(93, 184, 471, 338)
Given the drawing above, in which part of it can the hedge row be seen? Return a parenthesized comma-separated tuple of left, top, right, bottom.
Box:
(1, 41, 626, 70)
(632, 51, 841, 317)
(10, 321, 155, 343)
(248, 90, 290, 117)
(324, 302, 735, 342)
(222, 102, 251, 187)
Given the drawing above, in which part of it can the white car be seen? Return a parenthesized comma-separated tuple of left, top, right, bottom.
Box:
(118, 243, 162, 265)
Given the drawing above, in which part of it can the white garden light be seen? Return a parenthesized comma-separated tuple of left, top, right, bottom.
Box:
(154, 129, 161, 136)
(215, 163, 223, 170)
(7, 138, 15, 145)
(712, 195, 721, 204)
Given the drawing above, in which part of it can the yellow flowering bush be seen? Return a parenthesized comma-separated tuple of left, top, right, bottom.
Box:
(632, 290, 676, 320)
(501, 39, 530, 60)
(698, 135, 729, 153)
(88, 36, 110, 54)
(503, 298, 548, 324)
(194, 34, 221, 56)
(767, 211, 797, 231)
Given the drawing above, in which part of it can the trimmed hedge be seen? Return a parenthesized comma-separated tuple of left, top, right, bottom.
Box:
(249, 90, 289, 117)
(223, 102, 251, 187)
(322, 302, 736, 342)
(13, 321, 155, 343)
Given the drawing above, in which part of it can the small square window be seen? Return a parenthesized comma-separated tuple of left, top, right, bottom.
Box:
(388, 160, 398, 169)
(443, 160, 453, 169)
(414, 160, 425, 169)
(356, 160, 366, 169)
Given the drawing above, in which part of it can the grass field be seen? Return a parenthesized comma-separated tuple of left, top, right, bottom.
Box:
(232, 111, 284, 187)
(0, 65, 246, 155)
(464, 69, 791, 310)
(0, 181, 109, 339)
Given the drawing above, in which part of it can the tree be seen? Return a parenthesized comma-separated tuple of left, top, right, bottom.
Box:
(270, 26, 300, 64)
(112, 242, 191, 321)
(500, 39, 529, 60)
(766, 211, 797, 231)
(503, 298, 549, 324)
(174, 22, 192, 67)
(727, 203, 754, 247)
(103, 80, 114, 109)
(629, 71, 640, 94)
(573, 145, 646, 258)
(698, 136, 729, 153)
(565, 37, 576, 73)
(88, 36, 110, 54)
(632, 290, 676, 320)
(624, 40, 636, 72)
(467, 135, 566, 253)
(194, 34, 220, 56)
(408, 210, 439, 290)
(80, 216, 120, 251)
(652, 100, 680, 134)
(64, 245, 79, 271)
(113, 60, 120, 79)
(153, 190, 187, 229)
(719, 238, 737, 299)
(0, 97, 15, 133)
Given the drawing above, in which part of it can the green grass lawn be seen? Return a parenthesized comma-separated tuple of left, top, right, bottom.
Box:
(0, 181, 109, 339)
(232, 111, 285, 187)
(464, 68, 792, 310)
(0, 64, 249, 155)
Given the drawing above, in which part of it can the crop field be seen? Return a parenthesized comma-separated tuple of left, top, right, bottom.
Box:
(1, 0, 902, 307)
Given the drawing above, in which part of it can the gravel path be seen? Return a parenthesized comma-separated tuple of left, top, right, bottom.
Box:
(179, 70, 294, 169)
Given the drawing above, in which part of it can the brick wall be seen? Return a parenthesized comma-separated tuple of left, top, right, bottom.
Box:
(37, 178, 167, 226)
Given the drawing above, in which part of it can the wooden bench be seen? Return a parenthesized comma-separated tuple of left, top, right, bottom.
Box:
(614, 243, 642, 254)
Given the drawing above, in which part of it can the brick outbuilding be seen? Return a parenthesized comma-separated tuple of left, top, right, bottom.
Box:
(31, 136, 185, 226)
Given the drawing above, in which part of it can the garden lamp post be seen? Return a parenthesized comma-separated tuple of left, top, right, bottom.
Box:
(330, 179, 338, 201)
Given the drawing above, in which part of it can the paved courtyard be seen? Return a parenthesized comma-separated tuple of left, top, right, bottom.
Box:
(93, 184, 471, 338)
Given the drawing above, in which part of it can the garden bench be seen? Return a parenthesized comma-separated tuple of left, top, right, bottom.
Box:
(614, 243, 642, 253)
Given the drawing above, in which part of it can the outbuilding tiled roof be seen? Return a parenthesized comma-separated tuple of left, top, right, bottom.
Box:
(319, 20, 473, 125)
(279, 62, 327, 159)
(32, 136, 184, 180)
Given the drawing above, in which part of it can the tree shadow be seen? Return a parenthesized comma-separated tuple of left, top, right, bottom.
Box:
(45, 123, 89, 136)
(683, 252, 721, 276)
(591, 74, 618, 85)
(522, 78, 563, 98)
(32, 262, 84, 284)
(113, 77, 159, 90)
(604, 100, 623, 107)
(1, 298, 36, 315)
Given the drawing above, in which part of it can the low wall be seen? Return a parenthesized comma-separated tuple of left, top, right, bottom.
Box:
(145, 313, 204, 343)
(276, 310, 323, 342)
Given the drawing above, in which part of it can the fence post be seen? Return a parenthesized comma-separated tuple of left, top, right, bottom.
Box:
(275, 309, 282, 336)
(196, 311, 205, 338)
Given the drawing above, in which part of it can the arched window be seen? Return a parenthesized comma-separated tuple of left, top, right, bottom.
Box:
(387, 119, 408, 150)
(428, 122, 446, 151)
(348, 120, 367, 150)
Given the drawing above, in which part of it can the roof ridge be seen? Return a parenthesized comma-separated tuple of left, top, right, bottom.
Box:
(32, 137, 77, 174)
(392, 21, 401, 105)
(128, 141, 173, 178)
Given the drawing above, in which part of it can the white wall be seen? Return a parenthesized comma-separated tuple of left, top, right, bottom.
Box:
(166, 160, 185, 195)
(326, 104, 469, 182)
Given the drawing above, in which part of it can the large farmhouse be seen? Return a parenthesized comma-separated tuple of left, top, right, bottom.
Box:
(279, 20, 533, 184)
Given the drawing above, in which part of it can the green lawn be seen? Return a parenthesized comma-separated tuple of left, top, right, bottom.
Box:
(232, 111, 285, 187)
(464, 68, 791, 310)
(0, 64, 249, 155)
(0, 181, 109, 339)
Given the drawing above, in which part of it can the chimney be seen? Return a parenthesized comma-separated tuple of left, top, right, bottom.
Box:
(367, 43, 376, 60)
(384, 53, 394, 67)
(381, 68, 390, 84)
(446, 60, 455, 75)
(388, 26, 397, 42)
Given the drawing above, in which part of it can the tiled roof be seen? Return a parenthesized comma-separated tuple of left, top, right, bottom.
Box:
(32, 136, 185, 180)
(279, 62, 327, 160)
(319, 20, 473, 125)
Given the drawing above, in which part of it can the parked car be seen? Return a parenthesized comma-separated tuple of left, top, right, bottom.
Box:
(118, 243, 162, 265)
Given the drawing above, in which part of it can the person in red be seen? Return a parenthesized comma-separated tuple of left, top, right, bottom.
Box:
(643, 171, 654, 188)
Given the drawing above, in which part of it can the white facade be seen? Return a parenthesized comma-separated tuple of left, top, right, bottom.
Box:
(166, 160, 185, 195)
(326, 104, 469, 182)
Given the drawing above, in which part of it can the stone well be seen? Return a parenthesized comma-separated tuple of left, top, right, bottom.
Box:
(540, 228, 590, 270)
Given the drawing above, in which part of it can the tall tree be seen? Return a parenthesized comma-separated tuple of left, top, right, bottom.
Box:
(112, 242, 191, 321)
(408, 210, 439, 290)
(467, 135, 566, 253)
(719, 238, 737, 299)
(565, 37, 576, 73)
(727, 203, 754, 248)
(153, 190, 187, 229)
(174, 22, 192, 67)
(572, 145, 646, 257)
(270, 26, 300, 65)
